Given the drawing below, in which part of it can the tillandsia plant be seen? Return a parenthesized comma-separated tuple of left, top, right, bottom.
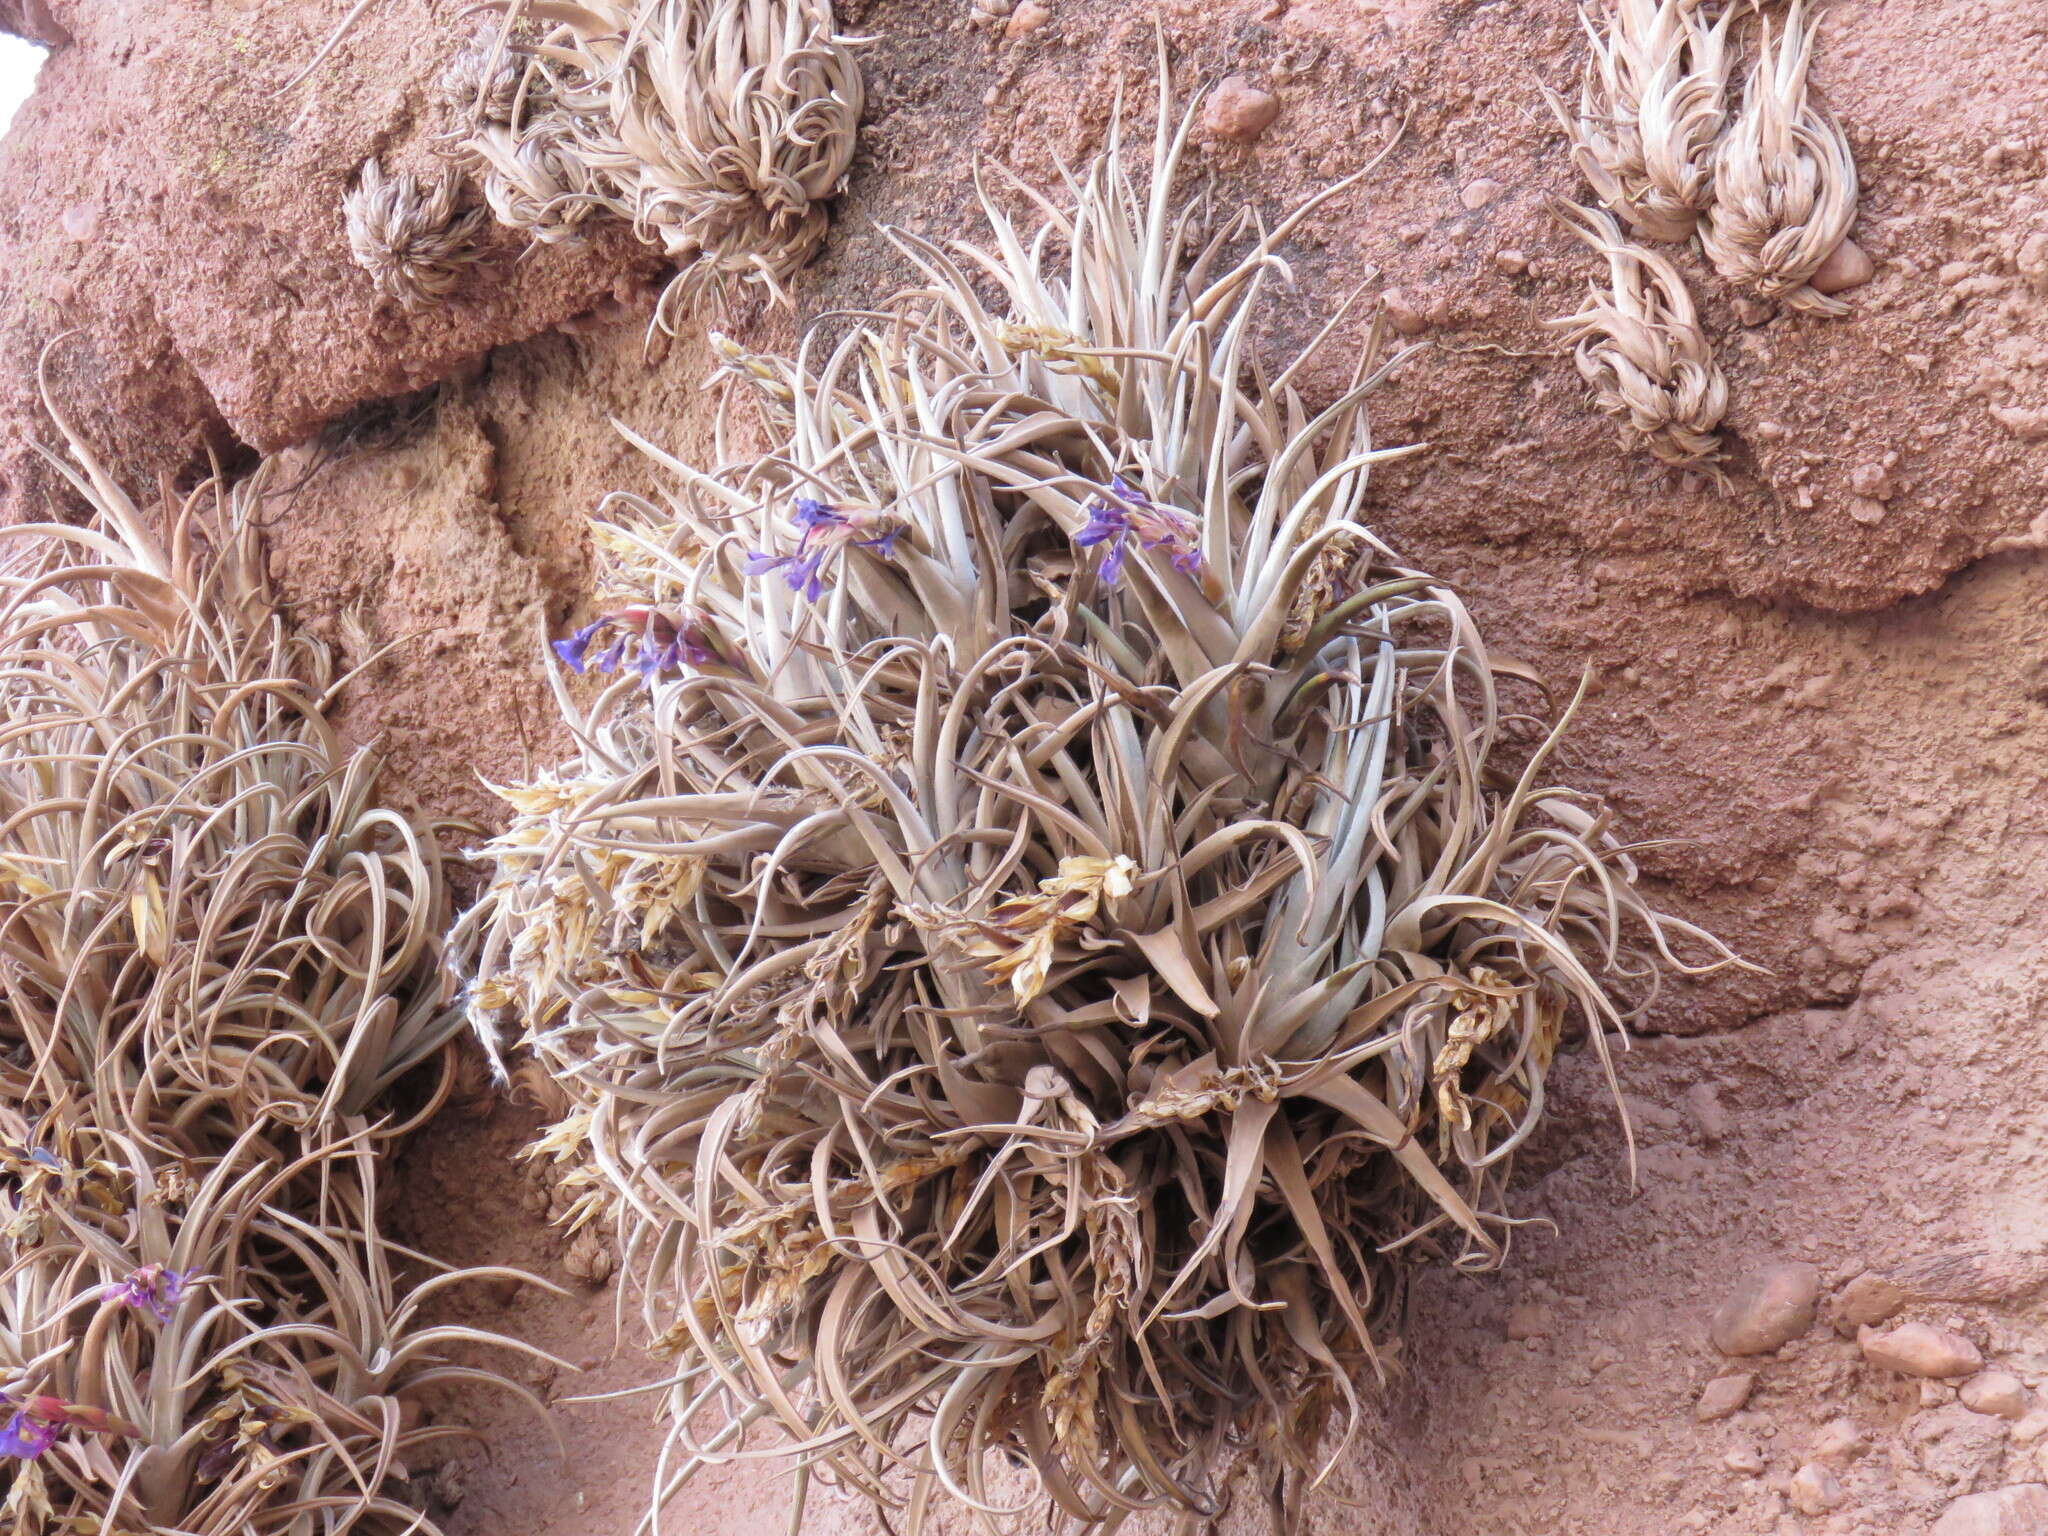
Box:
(1697, 0, 1858, 316)
(1, 1105, 562, 1534)
(0, 382, 466, 1159)
(450, 0, 864, 322)
(1544, 0, 1735, 243)
(0, 367, 562, 1534)
(457, 76, 1746, 1535)
(343, 159, 491, 312)
(1547, 200, 1730, 471)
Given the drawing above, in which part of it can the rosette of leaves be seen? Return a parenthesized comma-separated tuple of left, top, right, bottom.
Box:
(0, 1101, 560, 1533)
(459, 82, 1743, 1532)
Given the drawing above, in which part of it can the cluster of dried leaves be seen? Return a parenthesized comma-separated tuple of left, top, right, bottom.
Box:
(447, 0, 864, 321)
(343, 160, 491, 312)
(459, 86, 1742, 1533)
(1545, 0, 1860, 468)
(0, 373, 557, 1533)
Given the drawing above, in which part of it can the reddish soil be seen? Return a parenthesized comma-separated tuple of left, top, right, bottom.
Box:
(6, 1, 2048, 1533)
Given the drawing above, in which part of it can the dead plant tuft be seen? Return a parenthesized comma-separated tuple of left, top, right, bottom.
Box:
(343, 159, 490, 311)
(1545, 0, 1734, 242)
(1548, 200, 1730, 470)
(453, 0, 865, 320)
(460, 81, 1745, 1533)
(1697, 0, 1858, 314)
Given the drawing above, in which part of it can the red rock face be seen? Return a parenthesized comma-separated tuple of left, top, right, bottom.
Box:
(8, 3, 2048, 1535)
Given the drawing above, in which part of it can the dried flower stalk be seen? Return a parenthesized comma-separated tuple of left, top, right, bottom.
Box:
(1548, 199, 1730, 468)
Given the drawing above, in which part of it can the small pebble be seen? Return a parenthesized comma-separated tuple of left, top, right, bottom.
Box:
(1460, 177, 1504, 210)
(1202, 76, 1281, 142)
(1789, 1463, 1844, 1516)
(1505, 1302, 1554, 1341)
(61, 205, 98, 242)
(1849, 462, 1893, 500)
(1809, 237, 1874, 295)
(1493, 247, 1529, 275)
(1959, 1371, 2029, 1420)
(1810, 1417, 1869, 1463)
(2012, 1409, 2048, 1447)
(1848, 496, 1887, 525)
(1696, 1373, 1756, 1422)
(1833, 1272, 1907, 1333)
(1930, 1484, 2048, 1536)
(1860, 1321, 1985, 1379)
(1004, 0, 1050, 37)
(1711, 1263, 1821, 1356)
(1732, 297, 1773, 327)
(1682, 1082, 1728, 1144)
(1381, 287, 1429, 336)
(1724, 1445, 1767, 1476)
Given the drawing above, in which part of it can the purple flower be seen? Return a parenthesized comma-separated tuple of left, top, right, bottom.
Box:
(1072, 477, 1202, 585)
(745, 497, 901, 603)
(746, 547, 829, 601)
(0, 1411, 56, 1460)
(550, 608, 717, 685)
(551, 619, 607, 674)
(102, 1264, 190, 1323)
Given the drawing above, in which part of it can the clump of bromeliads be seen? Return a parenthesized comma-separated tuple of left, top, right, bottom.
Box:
(1542, 0, 1862, 472)
(456, 80, 1746, 1534)
(447, 0, 863, 322)
(0, 366, 557, 1532)
(321, 0, 862, 323)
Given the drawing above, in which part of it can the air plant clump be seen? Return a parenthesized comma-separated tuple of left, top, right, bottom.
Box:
(458, 83, 1744, 1533)
(1544, 0, 1735, 242)
(437, 38, 534, 126)
(451, 0, 865, 320)
(0, 375, 559, 1533)
(343, 158, 491, 310)
(1547, 200, 1731, 469)
(1540, 0, 1861, 466)
(1697, 0, 1859, 315)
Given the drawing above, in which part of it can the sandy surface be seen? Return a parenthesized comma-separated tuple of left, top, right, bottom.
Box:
(5, 1, 2048, 1532)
